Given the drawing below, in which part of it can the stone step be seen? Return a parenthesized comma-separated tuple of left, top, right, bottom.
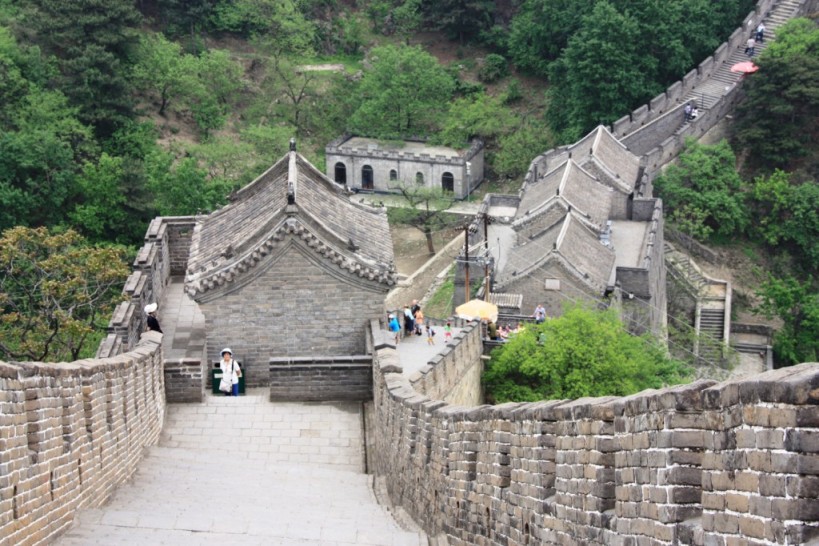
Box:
(55, 394, 425, 546)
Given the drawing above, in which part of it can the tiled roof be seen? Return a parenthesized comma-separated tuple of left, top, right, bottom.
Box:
(490, 293, 523, 309)
(515, 160, 614, 231)
(185, 151, 396, 298)
(498, 212, 615, 292)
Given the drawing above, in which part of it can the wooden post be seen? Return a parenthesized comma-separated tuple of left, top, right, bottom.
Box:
(464, 223, 470, 304)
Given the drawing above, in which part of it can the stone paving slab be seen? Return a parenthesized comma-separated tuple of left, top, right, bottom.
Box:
(54, 390, 425, 546)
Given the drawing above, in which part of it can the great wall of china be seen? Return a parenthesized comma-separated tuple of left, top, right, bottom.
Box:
(1, 0, 817, 544)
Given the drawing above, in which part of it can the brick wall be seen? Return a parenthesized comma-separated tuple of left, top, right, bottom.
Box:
(199, 245, 388, 387)
(268, 355, 372, 401)
(0, 333, 165, 546)
(163, 359, 204, 403)
(369, 320, 819, 545)
(98, 216, 194, 359)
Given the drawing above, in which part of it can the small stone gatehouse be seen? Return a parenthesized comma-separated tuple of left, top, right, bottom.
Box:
(325, 135, 485, 199)
(184, 144, 396, 386)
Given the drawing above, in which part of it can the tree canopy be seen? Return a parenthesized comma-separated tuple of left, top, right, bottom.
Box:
(483, 305, 690, 402)
(755, 276, 819, 366)
(733, 18, 819, 172)
(0, 227, 128, 362)
(349, 45, 454, 139)
(654, 140, 749, 241)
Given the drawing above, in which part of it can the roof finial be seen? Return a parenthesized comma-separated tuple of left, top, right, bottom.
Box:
(289, 138, 296, 152)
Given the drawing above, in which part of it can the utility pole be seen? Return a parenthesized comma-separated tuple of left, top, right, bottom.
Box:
(483, 213, 490, 302)
(464, 223, 470, 304)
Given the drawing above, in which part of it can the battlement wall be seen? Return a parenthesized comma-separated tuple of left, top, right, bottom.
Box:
(369, 321, 819, 545)
(0, 334, 165, 546)
(326, 135, 484, 167)
(97, 217, 196, 359)
(612, 0, 777, 139)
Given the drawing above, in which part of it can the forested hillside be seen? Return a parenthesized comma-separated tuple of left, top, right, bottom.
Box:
(0, 0, 816, 364)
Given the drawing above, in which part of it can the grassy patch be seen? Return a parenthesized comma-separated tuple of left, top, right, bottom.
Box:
(425, 267, 455, 318)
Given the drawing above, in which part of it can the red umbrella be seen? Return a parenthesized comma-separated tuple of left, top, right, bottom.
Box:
(731, 61, 759, 74)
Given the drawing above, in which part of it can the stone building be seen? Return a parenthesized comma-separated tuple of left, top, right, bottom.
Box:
(473, 125, 666, 336)
(325, 135, 485, 199)
(184, 144, 396, 385)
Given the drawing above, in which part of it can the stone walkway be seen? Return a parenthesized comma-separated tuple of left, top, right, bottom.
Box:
(55, 390, 425, 546)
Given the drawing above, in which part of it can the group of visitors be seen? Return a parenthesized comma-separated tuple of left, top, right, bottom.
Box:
(683, 102, 699, 123)
(746, 22, 765, 56)
(486, 320, 526, 342)
(388, 300, 454, 345)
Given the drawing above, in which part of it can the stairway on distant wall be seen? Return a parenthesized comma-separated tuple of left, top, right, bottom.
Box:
(664, 243, 731, 365)
(680, 0, 802, 121)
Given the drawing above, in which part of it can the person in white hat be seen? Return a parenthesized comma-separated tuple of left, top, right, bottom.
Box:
(219, 348, 242, 396)
(144, 303, 162, 333)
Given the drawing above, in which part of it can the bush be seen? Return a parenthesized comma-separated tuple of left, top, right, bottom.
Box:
(483, 304, 690, 402)
(478, 53, 508, 83)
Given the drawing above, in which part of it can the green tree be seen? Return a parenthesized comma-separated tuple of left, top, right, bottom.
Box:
(507, 0, 593, 77)
(654, 140, 749, 241)
(0, 227, 128, 362)
(25, 0, 142, 138)
(421, 0, 495, 44)
(349, 45, 454, 139)
(69, 153, 154, 245)
(0, 87, 92, 231)
(388, 184, 459, 254)
(733, 18, 819, 171)
(392, 0, 422, 44)
(146, 153, 231, 216)
(132, 33, 199, 116)
(547, 1, 661, 140)
(434, 93, 516, 148)
(483, 304, 689, 402)
(156, 0, 215, 48)
(493, 119, 554, 179)
(749, 170, 819, 271)
(755, 276, 819, 366)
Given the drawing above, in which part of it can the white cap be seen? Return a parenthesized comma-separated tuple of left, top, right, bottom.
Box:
(144, 303, 158, 314)
(221, 348, 232, 356)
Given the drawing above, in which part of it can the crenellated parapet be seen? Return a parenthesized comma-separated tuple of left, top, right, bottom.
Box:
(97, 217, 196, 359)
(0, 333, 165, 546)
(369, 319, 819, 545)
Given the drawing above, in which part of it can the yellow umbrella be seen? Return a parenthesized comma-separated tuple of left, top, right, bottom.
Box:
(455, 299, 498, 322)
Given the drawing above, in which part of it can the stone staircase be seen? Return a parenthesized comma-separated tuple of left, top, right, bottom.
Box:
(680, 0, 802, 117)
(664, 243, 731, 365)
(56, 391, 427, 546)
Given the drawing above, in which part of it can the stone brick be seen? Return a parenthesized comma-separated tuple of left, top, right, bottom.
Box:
(725, 492, 749, 513)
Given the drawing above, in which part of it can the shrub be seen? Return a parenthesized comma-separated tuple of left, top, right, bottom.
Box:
(478, 54, 508, 83)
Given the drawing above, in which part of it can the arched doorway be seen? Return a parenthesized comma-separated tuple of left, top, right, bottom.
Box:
(442, 172, 454, 193)
(415, 172, 424, 185)
(334, 162, 347, 185)
(362, 165, 374, 190)
(389, 169, 398, 181)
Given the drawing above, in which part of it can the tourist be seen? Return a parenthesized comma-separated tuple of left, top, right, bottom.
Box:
(219, 348, 242, 397)
(426, 325, 435, 345)
(756, 22, 765, 43)
(403, 305, 414, 336)
(487, 320, 499, 341)
(444, 321, 453, 342)
(414, 306, 425, 336)
(388, 314, 401, 345)
(144, 303, 162, 333)
(745, 37, 755, 57)
(533, 304, 546, 324)
(684, 103, 692, 122)
(690, 105, 699, 120)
